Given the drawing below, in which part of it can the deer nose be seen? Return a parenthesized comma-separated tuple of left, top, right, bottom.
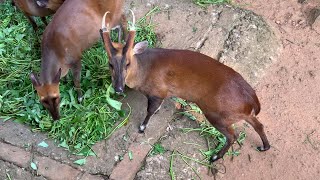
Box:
(115, 86, 124, 94)
(52, 114, 60, 121)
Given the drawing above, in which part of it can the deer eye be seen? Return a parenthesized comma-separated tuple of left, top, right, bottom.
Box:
(52, 97, 60, 104)
(126, 62, 130, 68)
(42, 99, 49, 107)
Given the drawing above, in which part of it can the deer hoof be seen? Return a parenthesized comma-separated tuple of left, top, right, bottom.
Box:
(138, 124, 146, 133)
(257, 146, 270, 152)
(210, 155, 219, 163)
(77, 96, 83, 103)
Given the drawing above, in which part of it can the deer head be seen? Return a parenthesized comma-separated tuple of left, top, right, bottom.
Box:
(30, 69, 61, 120)
(100, 10, 148, 93)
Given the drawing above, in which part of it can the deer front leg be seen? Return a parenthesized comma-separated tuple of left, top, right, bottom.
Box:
(139, 96, 164, 133)
(71, 61, 83, 103)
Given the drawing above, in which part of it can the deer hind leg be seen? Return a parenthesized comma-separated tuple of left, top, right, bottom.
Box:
(71, 61, 83, 103)
(24, 13, 38, 31)
(139, 96, 164, 133)
(205, 113, 236, 163)
(245, 115, 270, 151)
(211, 125, 236, 163)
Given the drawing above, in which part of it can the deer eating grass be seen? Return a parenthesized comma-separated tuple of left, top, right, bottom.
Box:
(30, 0, 126, 120)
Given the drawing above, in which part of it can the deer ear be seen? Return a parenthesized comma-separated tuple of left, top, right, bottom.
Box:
(30, 72, 41, 87)
(53, 68, 61, 83)
(133, 41, 148, 55)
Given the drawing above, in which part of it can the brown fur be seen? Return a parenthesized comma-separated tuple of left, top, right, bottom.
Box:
(31, 0, 126, 120)
(45, 0, 64, 11)
(101, 29, 270, 163)
(12, 0, 65, 30)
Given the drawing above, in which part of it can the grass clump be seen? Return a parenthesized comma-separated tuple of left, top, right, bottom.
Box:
(183, 122, 246, 160)
(134, 6, 160, 47)
(193, 0, 231, 7)
(173, 97, 246, 161)
(149, 142, 166, 156)
(0, 0, 158, 157)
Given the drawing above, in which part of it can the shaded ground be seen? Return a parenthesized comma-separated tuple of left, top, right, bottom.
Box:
(1, 0, 320, 179)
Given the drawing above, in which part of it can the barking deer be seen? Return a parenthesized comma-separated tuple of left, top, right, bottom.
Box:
(30, 0, 126, 120)
(100, 11, 270, 163)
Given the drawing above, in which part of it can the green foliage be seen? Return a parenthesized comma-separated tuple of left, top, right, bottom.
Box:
(134, 6, 160, 47)
(30, 162, 37, 170)
(173, 96, 246, 160)
(150, 143, 166, 156)
(173, 97, 202, 121)
(73, 158, 86, 166)
(183, 122, 246, 160)
(38, 141, 49, 148)
(0, 0, 158, 157)
(128, 150, 133, 160)
(193, 0, 231, 7)
(169, 150, 176, 180)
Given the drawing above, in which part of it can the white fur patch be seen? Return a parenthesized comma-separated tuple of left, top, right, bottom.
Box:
(139, 124, 146, 132)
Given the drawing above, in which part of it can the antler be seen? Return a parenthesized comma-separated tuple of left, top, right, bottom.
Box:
(129, 9, 136, 31)
(100, 11, 115, 57)
(101, 11, 110, 32)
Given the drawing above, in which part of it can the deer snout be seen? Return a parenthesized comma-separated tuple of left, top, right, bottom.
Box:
(52, 114, 60, 120)
(49, 106, 60, 120)
(115, 86, 124, 94)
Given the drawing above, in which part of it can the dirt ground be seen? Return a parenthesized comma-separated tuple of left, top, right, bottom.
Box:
(135, 0, 320, 179)
(220, 0, 320, 179)
(1, 0, 320, 179)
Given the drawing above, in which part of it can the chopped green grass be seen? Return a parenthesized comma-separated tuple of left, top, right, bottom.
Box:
(169, 150, 176, 180)
(173, 97, 246, 161)
(0, 0, 159, 156)
(149, 142, 166, 156)
(134, 6, 160, 47)
(182, 122, 246, 161)
(193, 0, 231, 7)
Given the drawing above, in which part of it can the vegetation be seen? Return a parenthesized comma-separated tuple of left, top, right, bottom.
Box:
(149, 142, 166, 156)
(193, 0, 231, 7)
(0, 0, 159, 158)
(171, 97, 246, 179)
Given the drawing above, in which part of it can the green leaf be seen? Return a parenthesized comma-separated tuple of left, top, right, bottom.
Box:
(118, 110, 126, 117)
(74, 143, 81, 149)
(58, 140, 69, 149)
(150, 143, 166, 156)
(38, 141, 48, 148)
(105, 85, 122, 111)
(0, 116, 11, 122)
(180, 112, 196, 121)
(106, 98, 122, 111)
(189, 103, 202, 113)
(73, 158, 86, 165)
(87, 150, 96, 157)
(128, 151, 133, 160)
(107, 85, 115, 95)
(172, 97, 188, 106)
(30, 162, 37, 170)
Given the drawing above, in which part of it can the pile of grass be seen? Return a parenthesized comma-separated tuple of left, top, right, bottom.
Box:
(0, 0, 159, 158)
